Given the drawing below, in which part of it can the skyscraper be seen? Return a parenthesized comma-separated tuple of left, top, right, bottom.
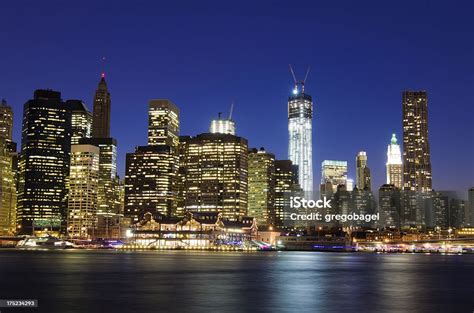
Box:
(79, 137, 119, 215)
(356, 151, 371, 190)
(0, 138, 16, 235)
(468, 188, 474, 226)
(288, 80, 313, 196)
(179, 133, 248, 220)
(0, 99, 16, 235)
(17, 90, 72, 235)
(68, 100, 92, 145)
(86, 73, 121, 222)
(321, 160, 347, 193)
(148, 99, 179, 149)
(248, 148, 275, 226)
(92, 73, 111, 138)
(379, 184, 401, 228)
(67, 144, 99, 238)
(402, 91, 432, 191)
(124, 145, 178, 223)
(210, 112, 236, 135)
(274, 160, 300, 226)
(0, 99, 13, 141)
(386, 133, 403, 188)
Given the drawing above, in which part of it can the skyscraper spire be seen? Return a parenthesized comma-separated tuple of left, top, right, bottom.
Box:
(101, 56, 106, 78)
(92, 59, 111, 138)
(386, 133, 402, 188)
(288, 65, 313, 196)
(391, 133, 398, 145)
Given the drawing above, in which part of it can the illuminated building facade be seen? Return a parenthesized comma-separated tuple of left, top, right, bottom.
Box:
(131, 212, 257, 248)
(0, 99, 16, 235)
(67, 144, 99, 238)
(68, 100, 92, 144)
(17, 90, 72, 235)
(386, 133, 403, 188)
(274, 160, 300, 226)
(0, 139, 16, 235)
(356, 151, 371, 190)
(402, 91, 432, 191)
(179, 133, 248, 220)
(92, 73, 111, 138)
(248, 148, 275, 226)
(124, 145, 178, 223)
(79, 138, 120, 215)
(288, 83, 313, 196)
(321, 160, 347, 193)
(209, 113, 236, 135)
(148, 99, 179, 149)
(346, 179, 354, 192)
(0, 99, 13, 141)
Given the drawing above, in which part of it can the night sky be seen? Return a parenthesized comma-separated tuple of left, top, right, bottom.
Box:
(1, 0, 473, 192)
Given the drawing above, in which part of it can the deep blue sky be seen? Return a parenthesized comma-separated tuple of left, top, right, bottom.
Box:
(1, 0, 473, 192)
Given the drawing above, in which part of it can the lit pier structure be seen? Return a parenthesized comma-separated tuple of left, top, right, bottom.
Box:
(126, 212, 258, 249)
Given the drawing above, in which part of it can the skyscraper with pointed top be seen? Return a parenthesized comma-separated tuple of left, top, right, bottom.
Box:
(288, 68, 313, 197)
(386, 133, 403, 189)
(92, 73, 111, 138)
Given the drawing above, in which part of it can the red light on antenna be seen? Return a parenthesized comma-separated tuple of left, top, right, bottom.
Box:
(101, 72, 105, 78)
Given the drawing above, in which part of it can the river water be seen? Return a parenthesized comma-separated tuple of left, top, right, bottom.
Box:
(0, 250, 472, 313)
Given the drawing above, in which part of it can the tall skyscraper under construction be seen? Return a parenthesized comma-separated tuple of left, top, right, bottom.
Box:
(288, 66, 313, 196)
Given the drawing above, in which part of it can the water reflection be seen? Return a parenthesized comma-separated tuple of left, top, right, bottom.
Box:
(0, 250, 473, 313)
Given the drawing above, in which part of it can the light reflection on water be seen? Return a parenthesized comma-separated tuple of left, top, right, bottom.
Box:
(0, 250, 473, 313)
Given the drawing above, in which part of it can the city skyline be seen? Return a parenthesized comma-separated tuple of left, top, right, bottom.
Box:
(1, 1, 473, 192)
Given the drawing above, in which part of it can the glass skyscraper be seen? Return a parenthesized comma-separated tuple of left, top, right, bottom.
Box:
(17, 90, 72, 235)
(288, 83, 313, 196)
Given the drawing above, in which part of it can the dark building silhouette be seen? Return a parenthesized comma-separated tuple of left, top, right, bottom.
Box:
(92, 73, 111, 138)
(379, 184, 401, 228)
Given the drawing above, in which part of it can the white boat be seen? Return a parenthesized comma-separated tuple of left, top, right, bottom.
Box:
(16, 235, 75, 250)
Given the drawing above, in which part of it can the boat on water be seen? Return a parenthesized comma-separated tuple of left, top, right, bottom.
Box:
(16, 235, 75, 250)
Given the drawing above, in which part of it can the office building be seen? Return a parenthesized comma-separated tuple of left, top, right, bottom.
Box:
(92, 73, 111, 138)
(79, 137, 120, 215)
(468, 188, 474, 226)
(402, 91, 432, 191)
(0, 99, 13, 141)
(179, 133, 248, 220)
(17, 90, 72, 235)
(68, 100, 92, 144)
(379, 184, 401, 228)
(124, 145, 178, 223)
(386, 133, 403, 188)
(321, 160, 347, 193)
(274, 160, 300, 226)
(148, 99, 179, 149)
(288, 79, 313, 196)
(356, 151, 371, 190)
(210, 112, 236, 135)
(0, 100, 16, 235)
(248, 148, 275, 226)
(67, 144, 99, 238)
